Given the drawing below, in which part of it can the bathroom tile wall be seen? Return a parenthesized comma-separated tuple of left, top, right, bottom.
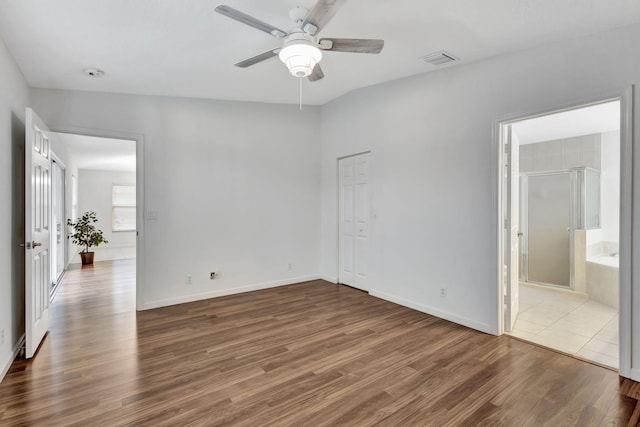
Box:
(585, 262, 619, 309)
(587, 241, 620, 259)
(520, 133, 602, 173)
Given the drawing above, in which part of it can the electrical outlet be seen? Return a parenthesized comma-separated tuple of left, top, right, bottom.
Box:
(186, 274, 192, 285)
(288, 263, 294, 270)
(210, 272, 216, 280)
(440, 288, 446, 297)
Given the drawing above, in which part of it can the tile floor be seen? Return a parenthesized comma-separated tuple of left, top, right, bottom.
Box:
(509, 283, 618, 369)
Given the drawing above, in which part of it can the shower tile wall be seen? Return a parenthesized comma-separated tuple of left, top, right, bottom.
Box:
(520, 134, 601, 173)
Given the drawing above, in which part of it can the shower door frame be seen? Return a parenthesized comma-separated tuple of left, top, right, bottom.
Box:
(520, 169, 576, 290)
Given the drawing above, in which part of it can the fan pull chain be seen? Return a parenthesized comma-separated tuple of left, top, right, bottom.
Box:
(299, 77, 303, 111)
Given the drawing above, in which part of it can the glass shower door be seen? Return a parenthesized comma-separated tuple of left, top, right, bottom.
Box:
(526, 172, 572, 288)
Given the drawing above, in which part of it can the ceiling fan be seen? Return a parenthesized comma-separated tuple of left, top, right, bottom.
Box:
(215, 0, 384, 82)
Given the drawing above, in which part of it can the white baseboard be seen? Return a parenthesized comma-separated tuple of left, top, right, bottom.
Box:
(368, 289, 493, 335)
(624, 367, 640, 382)
(69, 245, 136, 264)
(0, 334, 25, 383)
(319, 275, 337, 283)
(142, 274, 322, 310)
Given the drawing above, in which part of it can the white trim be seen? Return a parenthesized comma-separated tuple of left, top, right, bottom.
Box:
(320, 274, 337, 283)
(48, 125, 145, 311)
(369, 289, 493, 334)
(68, 245, 136, 264)
(49, 150, 66, 169)
(628, 368, 640, 383)
(618, 86, 634, 379)
(0, 334, 25, 383)
(494, 121, 507, 336)
(49, 151, 67, 282)
(142, 275, 322, 310)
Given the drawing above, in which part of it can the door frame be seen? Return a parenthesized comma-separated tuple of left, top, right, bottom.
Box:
(494, 89, 633, 378)
(336, 150, 371, 289)
(51, 125, 145, 311)
(49, 151, 66, 294)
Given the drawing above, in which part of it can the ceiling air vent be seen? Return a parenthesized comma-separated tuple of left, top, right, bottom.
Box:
(421, 51, 459, 66)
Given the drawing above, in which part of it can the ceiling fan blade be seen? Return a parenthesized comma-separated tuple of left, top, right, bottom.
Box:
(235, 49, 279, 68)
(319, 38, 384, 54)
(301, 0, 347, 34)
(308, 64, 325, 82)
(215, 5, 287, 37)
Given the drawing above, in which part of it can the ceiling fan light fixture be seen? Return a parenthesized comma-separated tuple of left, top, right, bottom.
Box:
(278, 38, 322, 78)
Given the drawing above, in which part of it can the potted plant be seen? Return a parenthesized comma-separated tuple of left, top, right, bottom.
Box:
(67, 211, 108, 265)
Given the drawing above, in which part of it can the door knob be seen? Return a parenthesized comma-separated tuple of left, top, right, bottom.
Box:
(32, 241, 42, 248)
(517, 232, 523, 237)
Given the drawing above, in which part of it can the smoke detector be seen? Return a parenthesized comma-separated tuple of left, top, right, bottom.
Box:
(83, 68, 105, 78)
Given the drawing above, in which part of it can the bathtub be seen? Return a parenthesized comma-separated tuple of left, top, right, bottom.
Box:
(585, 255, 619, 309)
(588, 254, 619, 268)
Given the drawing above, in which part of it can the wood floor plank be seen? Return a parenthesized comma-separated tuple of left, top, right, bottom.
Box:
(0, 259, 636, 426)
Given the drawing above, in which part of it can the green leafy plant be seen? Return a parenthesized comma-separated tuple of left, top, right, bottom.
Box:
(67, 211, 108, 253)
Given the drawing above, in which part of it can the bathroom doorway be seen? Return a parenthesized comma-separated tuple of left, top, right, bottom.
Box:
(498, 98, 627, 369)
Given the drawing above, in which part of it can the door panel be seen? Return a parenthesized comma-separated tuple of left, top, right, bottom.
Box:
(25, 108, 52, 359)
(339, 158, 355, 286)
(527, 173, 571, 287)
(354, 155, 370, 289)
(338, 153, 370, 290)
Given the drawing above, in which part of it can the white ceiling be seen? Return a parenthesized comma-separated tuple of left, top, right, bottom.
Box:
(55, 133, 136, 172)
(0, 0, 639, 105)
(512, 101, 620, 145)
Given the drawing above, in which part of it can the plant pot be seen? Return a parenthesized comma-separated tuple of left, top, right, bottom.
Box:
(80, 252, 95, 265)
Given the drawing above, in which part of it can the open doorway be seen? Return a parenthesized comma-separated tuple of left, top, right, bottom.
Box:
(24, 107, 144, 359)
(49, 133, 137, 297)
(499, 99, 627, 369)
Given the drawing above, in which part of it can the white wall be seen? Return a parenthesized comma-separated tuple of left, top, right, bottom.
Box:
(0, 37, 30, 380)
(69, 169, 136, 263)
(319, 24, 640, 338)
(30, 90, 323, 309)
(601, 130, 621, 244)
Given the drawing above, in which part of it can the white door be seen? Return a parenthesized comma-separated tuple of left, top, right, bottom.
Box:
(505, 127, 520, 332)
(25, 108, 52, 359)
(338, 153, 370, 291)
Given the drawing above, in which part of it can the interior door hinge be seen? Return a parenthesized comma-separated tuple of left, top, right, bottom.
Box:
(504, 219, 508, 229)
(504, 294, 508, 305)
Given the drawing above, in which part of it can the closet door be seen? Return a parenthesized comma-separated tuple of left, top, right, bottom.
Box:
(338, 153, 370, 291)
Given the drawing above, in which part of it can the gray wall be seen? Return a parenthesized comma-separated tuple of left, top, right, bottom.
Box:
(0, 37, 29, 378)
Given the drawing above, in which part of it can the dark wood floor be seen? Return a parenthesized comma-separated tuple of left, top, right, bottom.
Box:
(0, 260, 636, 426)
